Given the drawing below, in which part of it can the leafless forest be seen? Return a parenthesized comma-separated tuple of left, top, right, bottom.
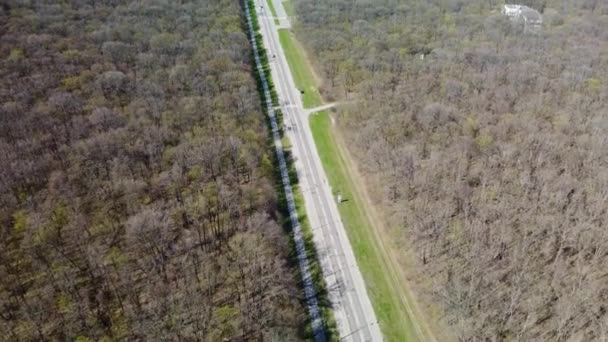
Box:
(0, 0, 307, 340)
(294, 0, 608, 340)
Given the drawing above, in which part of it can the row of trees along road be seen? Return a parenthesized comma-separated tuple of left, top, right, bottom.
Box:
(0, 0, 307, 340)
(292, 0, 608, 340)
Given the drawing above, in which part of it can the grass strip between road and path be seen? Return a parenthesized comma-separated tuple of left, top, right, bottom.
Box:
(282, 0, 295, 17)
(245, 0, 338, 340)
(309, 112, 420, 341)
(265, 0, 280, 25)
(277, 29, 323, 109)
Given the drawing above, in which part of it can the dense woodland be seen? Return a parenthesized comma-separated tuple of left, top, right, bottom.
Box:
(293, 0, 608, 340)
(0, 0, 307, 340)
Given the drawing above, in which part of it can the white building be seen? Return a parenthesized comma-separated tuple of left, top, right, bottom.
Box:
(502, 4, 523, 17)
(502, 4, 543, 32)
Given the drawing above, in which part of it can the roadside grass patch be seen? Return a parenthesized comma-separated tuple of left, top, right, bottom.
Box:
(278, 29, 322, 108)
(282, 0, 295, 17)
(309, 111, 420, 342)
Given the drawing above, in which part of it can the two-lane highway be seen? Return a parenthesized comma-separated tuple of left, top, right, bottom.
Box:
(244, 2, 325, 340)
(255, 2, 383, 341)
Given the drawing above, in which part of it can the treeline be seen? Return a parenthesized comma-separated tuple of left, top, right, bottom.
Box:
(0, 0, 306, 340)
(293, 0, 608, 340)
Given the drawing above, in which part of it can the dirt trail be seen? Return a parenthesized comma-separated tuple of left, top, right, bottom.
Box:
(330, 113, 449, 342)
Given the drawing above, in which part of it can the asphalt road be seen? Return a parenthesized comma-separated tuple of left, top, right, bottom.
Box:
(256, 2, 383, 341)
(244, 2, 325, 340)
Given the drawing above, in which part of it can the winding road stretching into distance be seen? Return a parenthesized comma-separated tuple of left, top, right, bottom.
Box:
(256, 1, 383, 341)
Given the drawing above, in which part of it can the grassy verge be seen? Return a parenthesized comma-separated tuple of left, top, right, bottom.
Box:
(310, 112, 420, 341)
(245, 0, 337, 340)
(278, 29, 323, 108)
(283, 0, 295, 17)
(265, 0, 280, 25)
